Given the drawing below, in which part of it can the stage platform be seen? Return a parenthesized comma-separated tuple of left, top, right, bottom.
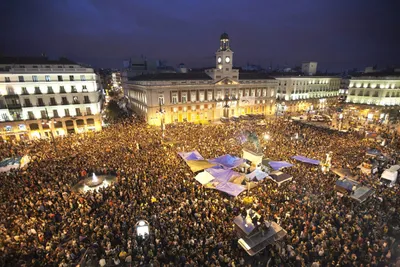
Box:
(234, 215, 287, 256)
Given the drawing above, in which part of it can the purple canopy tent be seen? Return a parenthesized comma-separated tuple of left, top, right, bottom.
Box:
(178, 150, 204, 161)
(206, 167, 241, 184)
(208, 154, 245, 169)
(268, 161, 293, 170)
(292, 155, 320, 165)
(216, 182, 246, 197)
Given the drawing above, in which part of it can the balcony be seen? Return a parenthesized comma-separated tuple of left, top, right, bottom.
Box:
(7, 104, 22, 109)
(73, 101, 80, 104)
(23, 103, 33, 107)
(49, 102, 58, 106)
(28, 116, 36, 120)
(37, 102, 46, 107)
(34, 91, 42, 95)
(84, 100, 91, 104)
(62, 101, 70, 105)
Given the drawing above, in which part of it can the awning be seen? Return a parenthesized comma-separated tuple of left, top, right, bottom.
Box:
(292, 155, 320, 165)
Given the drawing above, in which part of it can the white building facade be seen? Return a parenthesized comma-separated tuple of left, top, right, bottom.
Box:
(0, 57, 103, 141)
(124, 33, 277, 125)
(346, 75, 400, 106)
(274, 76, 341, 113)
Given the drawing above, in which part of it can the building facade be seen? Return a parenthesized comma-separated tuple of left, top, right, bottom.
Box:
(345, 73, 400, 123)
(124, 33, 277, 125)
(273, 75, 341, 113)
(346, 75, 400, 106)
(0, 57, 103, 141)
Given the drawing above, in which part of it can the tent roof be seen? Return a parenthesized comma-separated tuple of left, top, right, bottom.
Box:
(246, 169, 269, 181)
(292, 155, 320, 165)
(268, 161, 293, 170)
(215, 182, 246, 197)
(195, 171, 215, 185)
(209, 154, 245, 169)
(270, 171, 293, 182)
(206, 167, 241, 184)
(186, 160, 216, 173)
(178, 150, 204, 161)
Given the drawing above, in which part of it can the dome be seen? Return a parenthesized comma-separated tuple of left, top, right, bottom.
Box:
(220, 32, 229, 40)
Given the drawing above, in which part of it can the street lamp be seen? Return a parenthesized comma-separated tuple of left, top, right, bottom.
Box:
(223, 95, 230, 118)
(41, 108, 57, 152)
(156, 100, 166, 137)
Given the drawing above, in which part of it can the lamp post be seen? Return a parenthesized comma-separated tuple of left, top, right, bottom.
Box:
(41, 108, 57, 152)
(156, 100, 166, 137)
(223, 95, 230, 118)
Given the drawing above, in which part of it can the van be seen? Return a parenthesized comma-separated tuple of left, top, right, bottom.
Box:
(380, 165, 400, 187)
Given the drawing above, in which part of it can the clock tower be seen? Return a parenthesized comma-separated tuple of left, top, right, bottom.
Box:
(216, 32, 233, 73)
(206, 32, 238, 81)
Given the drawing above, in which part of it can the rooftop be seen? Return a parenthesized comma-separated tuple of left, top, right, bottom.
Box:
(0, 56, 77, 65)
(239, 73, 275, 80)
(128, 72, 213, 81)
(351, 72, 400, 78)
(271, 72, 340, 78)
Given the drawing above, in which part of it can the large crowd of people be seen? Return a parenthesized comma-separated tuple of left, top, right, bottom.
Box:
(0, 117, 399, 267)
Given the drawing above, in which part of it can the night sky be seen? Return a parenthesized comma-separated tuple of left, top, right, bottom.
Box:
(2, 0, 399, 71)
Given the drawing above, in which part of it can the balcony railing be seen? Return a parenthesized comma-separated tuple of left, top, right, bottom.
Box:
(49, 102, 58, 106)
(84, 100, 91, 104)
(73, 101, 80, 104)
(7, 104, 22, 109)
(62, 101, 70, 105)
(23, 103, 33, 107)
(37, 102, 46, 107)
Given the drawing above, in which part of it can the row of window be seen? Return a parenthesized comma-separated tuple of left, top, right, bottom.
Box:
(349, 83, 399, 89)
(21, 95, 92, 107)
(2, 65, 77, 69)
(0, 107, 93, 122)
(349, 91, 400, 97)
(5, 85, 89, 95)
(4, 75, 88, 83)
(278, 80, 340, 86)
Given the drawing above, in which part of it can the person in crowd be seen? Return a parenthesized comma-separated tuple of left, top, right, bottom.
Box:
(0, 117, 399, 266)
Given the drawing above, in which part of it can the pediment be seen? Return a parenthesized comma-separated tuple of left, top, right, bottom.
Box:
(215, 77, 239, 85)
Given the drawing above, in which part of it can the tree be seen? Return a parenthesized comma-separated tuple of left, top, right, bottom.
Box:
(104, 100, 129, 124)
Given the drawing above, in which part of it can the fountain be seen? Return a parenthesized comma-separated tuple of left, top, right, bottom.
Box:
(71, 171, 117, 193)
(84, 173, 105, 187)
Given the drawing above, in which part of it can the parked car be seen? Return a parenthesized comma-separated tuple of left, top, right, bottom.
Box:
(220, 117, 230, 123)
(239, 115, 251, 121)
(231, 116, 240, 122)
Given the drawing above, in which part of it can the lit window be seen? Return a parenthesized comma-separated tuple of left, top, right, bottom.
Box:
(45, 75, 51, 82)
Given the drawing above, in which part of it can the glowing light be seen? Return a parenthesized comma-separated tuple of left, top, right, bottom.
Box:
(92, 173, 98, 183)
(264, 134, 270, 140)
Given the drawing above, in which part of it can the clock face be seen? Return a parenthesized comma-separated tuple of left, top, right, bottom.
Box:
(225, 56, 230, 63)
(217, 57, 222, 63)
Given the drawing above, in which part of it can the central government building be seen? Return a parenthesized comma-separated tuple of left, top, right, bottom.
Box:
(123, 33, 340, 125)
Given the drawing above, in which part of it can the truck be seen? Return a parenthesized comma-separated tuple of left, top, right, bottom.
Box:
(380, 165, 400, 187)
